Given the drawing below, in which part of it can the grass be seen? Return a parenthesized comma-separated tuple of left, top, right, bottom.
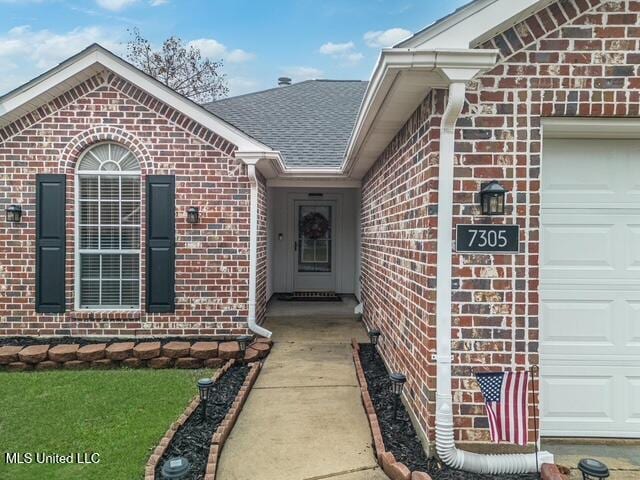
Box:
(0, 368, 211, 480)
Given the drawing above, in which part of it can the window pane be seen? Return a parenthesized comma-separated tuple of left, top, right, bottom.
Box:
(121, 177, 140, 200)
(101, 255, 120, 279)
(100, 177, 120, 200)
(80, 177, 98, 199)
(100, 227, 120, 249)
(122, 254, 139, 279)
(100, 202, 120, 225)
(101, 281, 120, 306)
(80, 201, 98, 224)
(80, 280, 99, 306)
(80, 254, 100, 279)
(80, 226, 98, 249)
(122, 281, 139, 306)
(121, 202, 140, 224)
(121, 227, 140, 249)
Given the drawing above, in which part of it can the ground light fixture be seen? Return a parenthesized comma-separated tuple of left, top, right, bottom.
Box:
(389, 372, 407, 420)
(368, 329, 381, 359)
(237, 335, 253, 363)
(197, 378, 214, 422)
(5, 205, 22, 223)
(577, 458, 610, 480)
(161, 456, 190, 479)
(186, 206, 200, 224)
(479, 181, 507, 215)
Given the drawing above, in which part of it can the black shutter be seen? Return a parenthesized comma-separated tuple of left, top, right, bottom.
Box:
(35, 174, 66, 313)
(146, 175, 176, 313)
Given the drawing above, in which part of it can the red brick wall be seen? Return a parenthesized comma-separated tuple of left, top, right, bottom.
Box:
(0, 71, 257, 337)
(256, 170, 268, 326)
(361, 0, 637, 444)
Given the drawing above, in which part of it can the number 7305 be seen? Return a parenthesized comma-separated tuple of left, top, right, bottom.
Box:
(468, 229, 508, 248)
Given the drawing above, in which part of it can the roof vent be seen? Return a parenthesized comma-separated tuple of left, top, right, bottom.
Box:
(278, 77, 292, 86)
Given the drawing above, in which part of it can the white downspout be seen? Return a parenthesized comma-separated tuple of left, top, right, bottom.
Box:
(434, 82, 552, 473)
(246, 162, 272, 338)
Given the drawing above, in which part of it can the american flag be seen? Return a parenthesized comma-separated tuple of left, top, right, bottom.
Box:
(475, 371, 529, 446)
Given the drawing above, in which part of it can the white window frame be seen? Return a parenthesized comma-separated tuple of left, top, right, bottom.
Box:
(74, 142, 142, 311)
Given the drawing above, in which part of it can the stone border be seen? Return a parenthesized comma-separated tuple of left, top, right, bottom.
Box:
(352, 340, 567, 480)
(0, 338, 272, 372)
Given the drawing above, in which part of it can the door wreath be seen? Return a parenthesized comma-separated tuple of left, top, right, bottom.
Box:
(301, 212, 329, 239)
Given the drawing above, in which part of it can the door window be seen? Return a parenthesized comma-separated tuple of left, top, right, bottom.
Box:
(298, 205, 332, 273)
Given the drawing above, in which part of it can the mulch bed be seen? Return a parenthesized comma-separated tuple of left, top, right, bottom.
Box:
(0, 336, 233, 347)
(358, 345, 540, 480)
(155, 363, 249, 480)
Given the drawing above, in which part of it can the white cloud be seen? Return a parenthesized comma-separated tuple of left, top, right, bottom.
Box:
(363, 28, 412, 48)
(189, 38, 255, 64)
(319, 41, 354, 55)
(96, 0, 138, 11)
(149, 0, 167, 5)
(228, 77, 258, 95)
(282, 66, 323, 81)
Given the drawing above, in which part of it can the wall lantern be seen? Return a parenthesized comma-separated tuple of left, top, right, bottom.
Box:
(5, 205, 22, 223)
(368, 329, 381, 359)
(161, 456, 190, 479)
(389, 372, 407, 420)
(197, 378, 214, 421)
(480, 181, 507, 216)
(577, 459, 610, 480)
(186, 207, 200, 224)
(237, 335, 254, 363)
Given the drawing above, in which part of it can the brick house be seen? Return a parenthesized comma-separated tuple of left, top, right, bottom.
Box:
(1, 0, 638, 457)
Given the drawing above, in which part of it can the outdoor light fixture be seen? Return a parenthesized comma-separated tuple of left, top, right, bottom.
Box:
(197, 378, 214, 422)
(389, 372, 407, 420)
(5, 205, 22, 223)
(161, 456, 190, 479)
(186, 206, 200, 224)
(578, 459, 610, 480)
(237, 334, 253, 363)
(479, 181, 507, 216)
(368, 329, 381, 359)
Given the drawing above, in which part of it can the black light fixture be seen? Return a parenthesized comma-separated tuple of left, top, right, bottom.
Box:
(389, 372, 407, 420)
(160, 456, 190, 479)
(479, 181, 507, 216)
(5, 205, 22, 223)
(368, 329, 381, 359)
(237, 335, 253, 363)
(197, 378, 214, 421)
(578, 459, 610, 480)
(186, 207, 200, 224)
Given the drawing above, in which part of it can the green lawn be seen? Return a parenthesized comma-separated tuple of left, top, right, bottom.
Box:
(0, 368, 210, 480)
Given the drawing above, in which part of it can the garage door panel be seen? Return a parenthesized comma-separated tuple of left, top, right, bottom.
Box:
(541, 223, 614, 271)
(541, 373, 614, 421)
(628, 378, 640, 423)
(626, 225, 640, 270)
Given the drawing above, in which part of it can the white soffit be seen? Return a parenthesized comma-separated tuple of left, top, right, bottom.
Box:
(397, 0, 554, 49)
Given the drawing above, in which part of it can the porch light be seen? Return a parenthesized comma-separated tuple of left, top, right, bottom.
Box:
(368, 329, 380, 359)
(479, 181, 507, 216)
(5, 205, 22, 223)
(237, 335, 253, 363)
(578, 459, 609, 480)
(197, 378, 214, 421)
(389, 372, 407, 420)
(186, 206, 199, 224)
(160, 456, 190, 479)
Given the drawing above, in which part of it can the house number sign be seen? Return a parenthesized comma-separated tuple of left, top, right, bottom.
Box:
(456, 224, 520, 254)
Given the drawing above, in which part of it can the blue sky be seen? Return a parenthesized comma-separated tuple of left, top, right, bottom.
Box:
(0, 0, 467, 97)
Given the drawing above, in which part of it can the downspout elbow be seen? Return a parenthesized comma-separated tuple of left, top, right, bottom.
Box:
(246, 163, 272, 339)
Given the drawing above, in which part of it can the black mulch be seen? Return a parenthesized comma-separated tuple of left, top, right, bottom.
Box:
(0, 336, 234, 348)
(358, 345, 540, 480)
(156, 364, 249, 480)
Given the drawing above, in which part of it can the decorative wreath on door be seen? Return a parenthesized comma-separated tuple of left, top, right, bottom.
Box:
(302, 212, 330, 239)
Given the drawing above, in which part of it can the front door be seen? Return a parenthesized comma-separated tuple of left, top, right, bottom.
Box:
(293, 201, 337, 292)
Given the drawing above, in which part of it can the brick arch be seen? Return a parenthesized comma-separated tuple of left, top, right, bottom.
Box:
(60, 126, 152, 174)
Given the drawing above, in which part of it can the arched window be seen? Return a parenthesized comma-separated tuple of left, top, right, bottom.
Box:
(76, 143, 141, 309)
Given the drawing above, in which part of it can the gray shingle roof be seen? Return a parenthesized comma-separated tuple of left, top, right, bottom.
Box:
(204, 80, 368, 169)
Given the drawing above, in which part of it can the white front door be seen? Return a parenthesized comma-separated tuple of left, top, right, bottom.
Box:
(293, 200, 337, 292)
(540, 138, 640, 438)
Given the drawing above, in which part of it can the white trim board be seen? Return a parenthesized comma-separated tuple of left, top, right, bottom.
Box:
(542, 117, 640, 139)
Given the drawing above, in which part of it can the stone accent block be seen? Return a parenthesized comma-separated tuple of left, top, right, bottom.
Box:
(381, 451, 397, 476)
(91, 359, 114, 369)
(244, 348, 260, 363)
(411, 473, 432, 480)
(64, 360, 88, 370)
(36, 361, 60, 371)
(106, 342, 135, 361)
(133, 342, 161, 360)
(149, 357, 173, 369)
(77, 344, 106, 362)
(0, 346, 23, 364)
(18, 345, 50, 364)
(122, 357, 143, 368)
(48, 344, 79, 362)
(249, 342, 270, 358)
(204, 358, 225, 368)
(175, 357, 203, 369)
(387, 462, 411, 480)
(162, 342, 191, 359)
(541, 464, 567, 480)
(218, 341, 240, 359)
(190, 342, 219, 359)
(7, 362, 32, 372)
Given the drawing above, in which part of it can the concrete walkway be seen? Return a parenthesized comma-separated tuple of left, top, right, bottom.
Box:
(216, 315, 388, 480)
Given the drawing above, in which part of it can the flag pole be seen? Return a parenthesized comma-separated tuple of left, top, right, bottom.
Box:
(531, 365, 540, 478)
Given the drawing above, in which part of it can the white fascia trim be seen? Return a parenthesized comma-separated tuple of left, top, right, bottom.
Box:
(343, 48, 498, 177)
(0, 45, 273, 154)
(541, 117, 640, 139)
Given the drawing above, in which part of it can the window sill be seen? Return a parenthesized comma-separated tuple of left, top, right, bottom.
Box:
(69, 311, 142, 320)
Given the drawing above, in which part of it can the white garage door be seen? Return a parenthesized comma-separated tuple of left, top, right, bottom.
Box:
(541, 138, 640, 438)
